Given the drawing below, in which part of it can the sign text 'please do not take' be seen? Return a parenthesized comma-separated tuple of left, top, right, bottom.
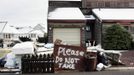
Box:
(54, 45, 86, 70)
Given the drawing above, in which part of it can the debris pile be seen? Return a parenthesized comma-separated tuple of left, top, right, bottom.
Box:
(87, 44, 123, 71)
(0, 40, 132, 73)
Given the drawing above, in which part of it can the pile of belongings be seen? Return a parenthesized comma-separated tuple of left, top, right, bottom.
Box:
(96, 51, 111, 71)
(87, 44, 122, 71)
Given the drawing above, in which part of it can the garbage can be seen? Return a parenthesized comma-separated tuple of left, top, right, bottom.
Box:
(88, 57, 97, 71)
(85, 52, 97, 71)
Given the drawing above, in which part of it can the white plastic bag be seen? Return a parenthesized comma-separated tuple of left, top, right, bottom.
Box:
(4, 52, 16, 68)
(96, 63, 104, 71)
(44, 43, 54, 49)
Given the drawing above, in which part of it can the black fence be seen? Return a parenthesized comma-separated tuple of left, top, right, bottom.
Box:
(21, 54, 54, 74)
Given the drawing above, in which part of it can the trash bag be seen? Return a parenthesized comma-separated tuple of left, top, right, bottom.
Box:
(96, 51, 112, 71)
(0, 57, 6, 67)
(96, 63, 104, 71)
(44, 43, 54, 49)
(97, 51, 109, 66)
(4, 52, 16, 68)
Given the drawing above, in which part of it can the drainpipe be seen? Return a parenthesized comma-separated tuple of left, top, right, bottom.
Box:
(92, 9, 102, 45)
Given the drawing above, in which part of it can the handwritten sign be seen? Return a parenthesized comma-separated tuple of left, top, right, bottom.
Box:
(53, 45, 86, 70)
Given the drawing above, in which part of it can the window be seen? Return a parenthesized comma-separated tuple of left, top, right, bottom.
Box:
(123, 26, 129, 30)
(130, 26, 134, 34)
(6, 34, 8, 38)
(129, 2, 134, 7)
(102, 24, 112, 34)
(8, 34, 11, 39)
(105, 2, 110, 7)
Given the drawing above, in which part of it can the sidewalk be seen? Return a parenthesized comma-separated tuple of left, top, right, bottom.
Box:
(106, 66, 134, 71)
(1, 66, 134, 73)
(0, 68, 20, 73)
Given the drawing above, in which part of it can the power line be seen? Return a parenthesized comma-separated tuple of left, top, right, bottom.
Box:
(0, 21, 8, 33)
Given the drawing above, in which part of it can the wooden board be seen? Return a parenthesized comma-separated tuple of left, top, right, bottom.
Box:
(53, 44, 86, 71)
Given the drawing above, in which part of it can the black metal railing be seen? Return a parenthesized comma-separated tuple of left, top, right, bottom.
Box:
(21, 54, 54, 74)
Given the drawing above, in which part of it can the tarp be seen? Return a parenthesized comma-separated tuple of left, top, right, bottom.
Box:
(4, 52, 16, 68)
(12, 42, 35, 55)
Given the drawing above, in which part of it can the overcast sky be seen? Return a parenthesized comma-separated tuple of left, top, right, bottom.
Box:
(0, 0, 48, 28)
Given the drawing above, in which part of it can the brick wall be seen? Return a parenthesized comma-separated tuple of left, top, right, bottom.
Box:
(49, 1, 82, 7)
(82, 0, 134, 8)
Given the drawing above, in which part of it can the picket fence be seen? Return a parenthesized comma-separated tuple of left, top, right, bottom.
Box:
(21, 54, 54, 74)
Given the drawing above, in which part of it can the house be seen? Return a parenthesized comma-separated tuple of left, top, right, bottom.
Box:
(48, 0, 101, 46)
(92, 8, 134, 41)
(29, 24, 46, 38)
(47, 0, 134, 47)
(0, 24, 46, 48)
(2, 25, 20, 47)
(0, 22, 20, 47)
(17, 26, 33, 38)
(47, 7, 98, 46)
(48, 7, 86, 46)
(49, 0, 134, 8)
(16, 24, 46, 41)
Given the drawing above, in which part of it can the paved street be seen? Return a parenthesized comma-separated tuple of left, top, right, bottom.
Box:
(0, 70, 134, 75)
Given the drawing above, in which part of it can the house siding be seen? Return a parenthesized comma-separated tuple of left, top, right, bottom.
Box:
(49, 1, 82, 7)
(82, 0, 134, 8)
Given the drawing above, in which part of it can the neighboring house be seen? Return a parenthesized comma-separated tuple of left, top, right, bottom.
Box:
(1, 24, 46, 48)
(17, 26, 36, 41)
(92, 9, 134, 41)
(17, 24, 46, 42)
(2, 25, 20, 47)
(30, 24, 46, 38)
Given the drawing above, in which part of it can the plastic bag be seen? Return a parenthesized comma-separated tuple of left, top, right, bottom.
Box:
(4, 52, 16, 68)
(96, 63, 104, 71)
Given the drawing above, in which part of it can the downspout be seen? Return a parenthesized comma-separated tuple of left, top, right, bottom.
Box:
(92, 9, 102, 45)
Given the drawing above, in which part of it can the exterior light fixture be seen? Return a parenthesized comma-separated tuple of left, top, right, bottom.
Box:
(86, 26, 90, 31)
(49, 27, 52, 30)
